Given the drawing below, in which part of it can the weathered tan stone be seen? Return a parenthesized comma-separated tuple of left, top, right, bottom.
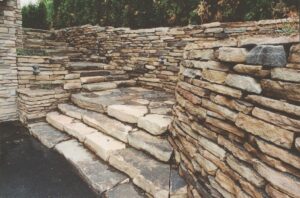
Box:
(198, 136, 226, 160)
(46, 112, 74, 131)
(266, 184, 292, 198)
(233, 64, 270, 77)
(107, 105, 148, 123)
(255, 138, 300, 170)
(193, 79, 242, 98)
(138, 114, 172, 135)
(226, 155, 265, 187)
(253, 159, 300, 198)
(206, 116, 245, 138)
(195, 154, 218, 175)
(128, 130, 173, 162)
(235, 113, 294, 149)
(246, 95, 300, 117)
(289, 43, 300, 63)
(261, 79, 300, 102)
(271, 68, 300, 83)
(84, 132, 126, 161)
(217, 136, 252, 162)
(184, 49, 215, 60)
(182, 60, 229, 71)
(225, 74, 262, 94)
(208, 176, 235, 198)
(202, 99, 237, 121)
(64, 122, 97, 142)
(238, 34, 300, 46)
(210, 94, 253, 114)
(296, 138, 300, 152)
(218, 47, 247, 63)
(202, 69, 227, 84)
(252, 107, 300, 133)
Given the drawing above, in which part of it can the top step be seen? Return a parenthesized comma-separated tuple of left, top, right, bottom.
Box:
(69, 62, 116, 71)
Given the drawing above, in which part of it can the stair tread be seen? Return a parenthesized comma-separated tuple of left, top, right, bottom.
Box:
(58, 103, 173, 162)
(81, 75, 130, 84)
(109, 147, 170, 198)
(55, 139, 128, 194)
(28, 122, 70, 148)
(28, 122, 128, 195)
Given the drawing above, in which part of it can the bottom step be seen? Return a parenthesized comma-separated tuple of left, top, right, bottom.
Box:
(28, 122, 146, 197)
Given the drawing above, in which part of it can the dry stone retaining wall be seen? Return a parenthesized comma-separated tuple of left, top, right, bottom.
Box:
(169, 20, 300, 197)
(0, 0, 21, 122)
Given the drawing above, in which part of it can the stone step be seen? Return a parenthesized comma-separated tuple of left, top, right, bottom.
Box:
(81, 74, 129, 84)
(82, 80, 136, 91)
(58, 104, 173, 162)
(33, 120, 186, 198)
(69, 62, 114, 71)
(28, 122, 130, 195)
(109, 148, 170, 198)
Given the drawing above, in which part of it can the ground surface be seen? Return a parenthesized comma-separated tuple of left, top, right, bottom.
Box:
(0, 122, 98, 198)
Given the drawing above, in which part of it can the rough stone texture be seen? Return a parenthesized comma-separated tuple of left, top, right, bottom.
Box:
(84, 131, 126, 161)
(0, 0, 21, 122)
(170, 169, 188, 198)
(83, 111, 132, 143)
(29, 122, 70, 148)
(128, 130, 173, 162)
(246, 45, 287, 67)
(225, 74, 262, 94)
(253, 160, 300, 198)
(235, 113, 294, 149)
(218, 47, 247, 63)
(271, 68, 300, 82)
(108, 105, 148, 123)
(55, 139, 128, 194)
(138, 114, 172, 135)
(109, 148, 170, 198)
(168, 23, 300, 198)
(104, 182, 146, 198)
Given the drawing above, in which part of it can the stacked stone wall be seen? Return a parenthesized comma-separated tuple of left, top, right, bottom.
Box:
(0, 0, 21, 122)
(169, 19, 300, 197)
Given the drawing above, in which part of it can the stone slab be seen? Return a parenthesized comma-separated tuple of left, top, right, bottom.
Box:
(29, 122, 70, 148)
(84, 132, 126, 161)
(128, 130, 173, 162)
(55, 139, 127, 194)
(109, 148, 170, 198)
(107, 105, 148, 123)
(138, 114, 172, 135)
(104, 182, 146, 198)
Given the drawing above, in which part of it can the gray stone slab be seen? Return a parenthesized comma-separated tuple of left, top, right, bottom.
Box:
(105, 182, 146, 198)
(170, 169, 188, 198)
(128, 130, 173, 162)
(28, 122, 70, 148)
(109, 148, 170, 198)
(246, 45, 287, 67)
(55, 139, 127, 195)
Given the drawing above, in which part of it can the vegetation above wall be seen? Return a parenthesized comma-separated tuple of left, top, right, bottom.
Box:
(22, 0, 299, 29)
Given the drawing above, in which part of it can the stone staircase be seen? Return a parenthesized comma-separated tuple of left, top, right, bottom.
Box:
(29, 87, 187, 197)
(69, 62, 136, 91)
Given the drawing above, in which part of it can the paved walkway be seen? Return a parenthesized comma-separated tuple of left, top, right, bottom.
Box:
(0, 122, 97, 198)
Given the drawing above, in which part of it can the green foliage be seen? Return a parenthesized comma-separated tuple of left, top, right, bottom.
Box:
(22, 1, 49, 29)
(22, 0, 299, 29)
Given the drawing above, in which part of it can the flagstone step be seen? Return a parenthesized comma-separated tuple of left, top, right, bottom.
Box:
(109, 148, 170, 198)
(28, 122, 130, 195)
(57, 104, 173, 162)
(82, 80, 136, 91)
(76, 69, 126, 77)
(104, 181, 146, 198)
